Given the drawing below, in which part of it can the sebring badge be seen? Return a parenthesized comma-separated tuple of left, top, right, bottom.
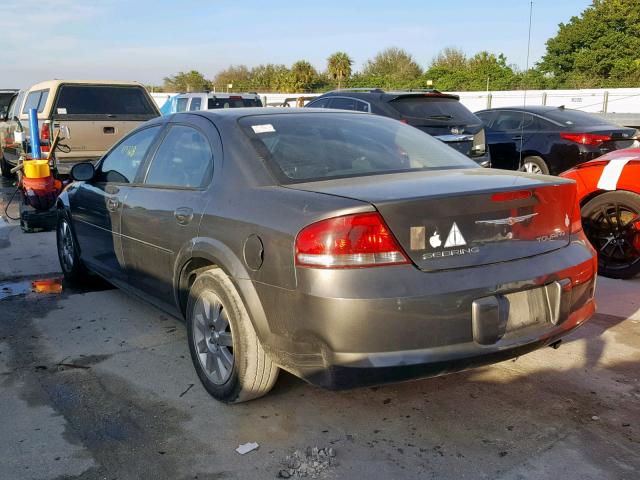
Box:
(475, 213, 538, 226)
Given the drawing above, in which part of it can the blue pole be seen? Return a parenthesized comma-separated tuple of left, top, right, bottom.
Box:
(29, 108, 42, 159)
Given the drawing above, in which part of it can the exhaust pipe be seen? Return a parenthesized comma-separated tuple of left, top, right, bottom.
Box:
(549, 339, 562, 350)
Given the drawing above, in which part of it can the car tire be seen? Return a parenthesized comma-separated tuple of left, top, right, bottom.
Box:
(56, 214, 89, 282)
(582, 190, 640, 279)
(520, 156, 549, 175)
(0, 154, 13, 178)
(186, 268, 279, 403)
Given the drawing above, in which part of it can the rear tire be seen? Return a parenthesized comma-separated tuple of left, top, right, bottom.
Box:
(0, 154, 13, 178)
(186, 268, 279, 403)
(582, 191, 640, 279)
(520, 156, 549, 175)
(56, 215, 89, 282)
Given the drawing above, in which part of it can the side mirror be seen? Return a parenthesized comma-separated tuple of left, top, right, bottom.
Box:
(70, 162, 95, 182)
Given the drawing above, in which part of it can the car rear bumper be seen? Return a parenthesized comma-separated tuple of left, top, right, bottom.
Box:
(251, 237, 597, 389)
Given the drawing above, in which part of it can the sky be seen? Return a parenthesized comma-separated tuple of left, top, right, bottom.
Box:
(0, 0, 592, 88)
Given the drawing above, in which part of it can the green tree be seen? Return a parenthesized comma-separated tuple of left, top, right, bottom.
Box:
(163, 70, 211, 92)
(289, 60, 319, 92)
(249, 64, 290, 91)
(326, 52, 353, 89)
(362, 47, 423, 85)
(539, 0, 640, 87)
(213, 65, 251, 91)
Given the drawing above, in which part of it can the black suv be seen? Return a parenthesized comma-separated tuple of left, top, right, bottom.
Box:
(306, 88, 490, 166)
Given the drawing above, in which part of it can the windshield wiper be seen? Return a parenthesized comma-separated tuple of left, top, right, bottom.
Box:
(425, 114, 453, 120)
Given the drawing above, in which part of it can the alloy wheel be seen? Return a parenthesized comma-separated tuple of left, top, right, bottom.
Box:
(192, 291, 234, 385)
(584, 203, 640, 272)
(522, 161, 542, 174)
(59, 220, 75, 271)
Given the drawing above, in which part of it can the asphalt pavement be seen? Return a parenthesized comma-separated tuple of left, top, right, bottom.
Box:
(1, 175, 639, 480)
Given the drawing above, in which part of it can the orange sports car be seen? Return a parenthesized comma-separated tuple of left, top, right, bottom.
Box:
(561, 148, 640, 279)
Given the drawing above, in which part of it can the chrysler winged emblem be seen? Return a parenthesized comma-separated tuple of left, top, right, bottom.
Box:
(475, 213, 538, 226)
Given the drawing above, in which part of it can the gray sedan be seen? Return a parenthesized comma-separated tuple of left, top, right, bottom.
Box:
(56, 109, 597, 403)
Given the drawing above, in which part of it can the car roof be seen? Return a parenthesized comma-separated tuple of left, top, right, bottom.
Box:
(319, 89, 460, 101)
(25, 79, 146, 91)
(175, 107, 366, 124)
(176, 92, 260, 98)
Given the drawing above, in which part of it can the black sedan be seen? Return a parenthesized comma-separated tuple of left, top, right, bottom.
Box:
(56, 109, 596, 403)
(475, 106, 638, 175)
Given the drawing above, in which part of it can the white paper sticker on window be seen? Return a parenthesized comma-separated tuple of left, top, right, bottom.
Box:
(14, 131, 24, 143)
(57, 108, 67, 114)
(252, 124, 275, 134)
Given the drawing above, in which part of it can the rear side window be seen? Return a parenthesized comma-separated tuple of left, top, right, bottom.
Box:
(389, 96, 479, 124)
(207, 97, 262, 109)
(240, 113, 475, 183)
(97, 126, 161, 183)
(54, 85, 157, 116)
(189, 98, 202, 111)
(492, 112, 536, 131)
(144, 125, 213, 188)
(544, 108, 613, 127)
(22, 89, 50, 114)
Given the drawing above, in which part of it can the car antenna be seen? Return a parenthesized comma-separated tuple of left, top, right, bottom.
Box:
(519, 1, 534, 172)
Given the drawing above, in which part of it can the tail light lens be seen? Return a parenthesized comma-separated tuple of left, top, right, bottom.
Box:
(560, 132, 611, 146)
(570, 197, 583, 234)
(41, 122, 50, 143)
(295, 212, 410, 268)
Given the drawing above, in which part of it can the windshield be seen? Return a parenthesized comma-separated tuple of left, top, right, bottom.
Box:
(208, 97, 262, 109)
(240, 113, 476, 183)
(389, 96, 480, 124)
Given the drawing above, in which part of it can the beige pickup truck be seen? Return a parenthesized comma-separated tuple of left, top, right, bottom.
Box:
(0, 80, 159, 176)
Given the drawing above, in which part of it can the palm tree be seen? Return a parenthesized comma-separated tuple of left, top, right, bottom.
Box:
(327, 52, 353, 89)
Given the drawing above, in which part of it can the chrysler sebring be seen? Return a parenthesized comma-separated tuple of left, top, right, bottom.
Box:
(56, 109, 597, 403)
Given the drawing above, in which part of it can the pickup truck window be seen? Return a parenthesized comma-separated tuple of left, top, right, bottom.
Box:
(22, 89, 49, 114)
(54, 85, 157, 115)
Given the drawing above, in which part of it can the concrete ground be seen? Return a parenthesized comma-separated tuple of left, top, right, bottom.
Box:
(1, 176, 638, 480)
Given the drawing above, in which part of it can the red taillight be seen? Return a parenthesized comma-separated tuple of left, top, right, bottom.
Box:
(569, 190, 583, 235)
(560, 132, 611, 146)
(491, 190, 532, 202)
(229, 95, 242, 100)
(41, 122, 50, 143)
(295, 212, 410, 268)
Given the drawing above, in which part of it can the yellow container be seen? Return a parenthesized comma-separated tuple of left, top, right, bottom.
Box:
(23, 159, 51, 179)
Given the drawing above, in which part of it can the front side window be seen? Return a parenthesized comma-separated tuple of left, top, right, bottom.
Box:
(144, 125, 213, 188)
(97, 126, 161, 183)
(22, 89, 50, 114)
(306, 98, 329, 109)
(240, 113, 475, 183)
(189, 98, 202, 111)
(328, 97, 359, 111)
(176, 98, 188, 112)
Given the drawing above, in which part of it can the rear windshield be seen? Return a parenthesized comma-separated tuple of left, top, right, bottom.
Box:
(54, 85, 158, 116)
(544, 108, 613, 127)
(240, 113, 475, 183)
(208, 97, 262, 109)
(389, 96, 480, 124)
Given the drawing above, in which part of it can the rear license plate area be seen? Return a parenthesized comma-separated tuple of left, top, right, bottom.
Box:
(472, 282, 562, 344)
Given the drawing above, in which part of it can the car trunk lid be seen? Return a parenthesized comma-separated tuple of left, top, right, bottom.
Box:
(288, 169, 576, 271)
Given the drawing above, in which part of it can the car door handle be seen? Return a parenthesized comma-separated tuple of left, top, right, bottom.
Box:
(106, 197, 119, 212)
(174, 207, 194, 225)
(512, 135, 523, 141)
